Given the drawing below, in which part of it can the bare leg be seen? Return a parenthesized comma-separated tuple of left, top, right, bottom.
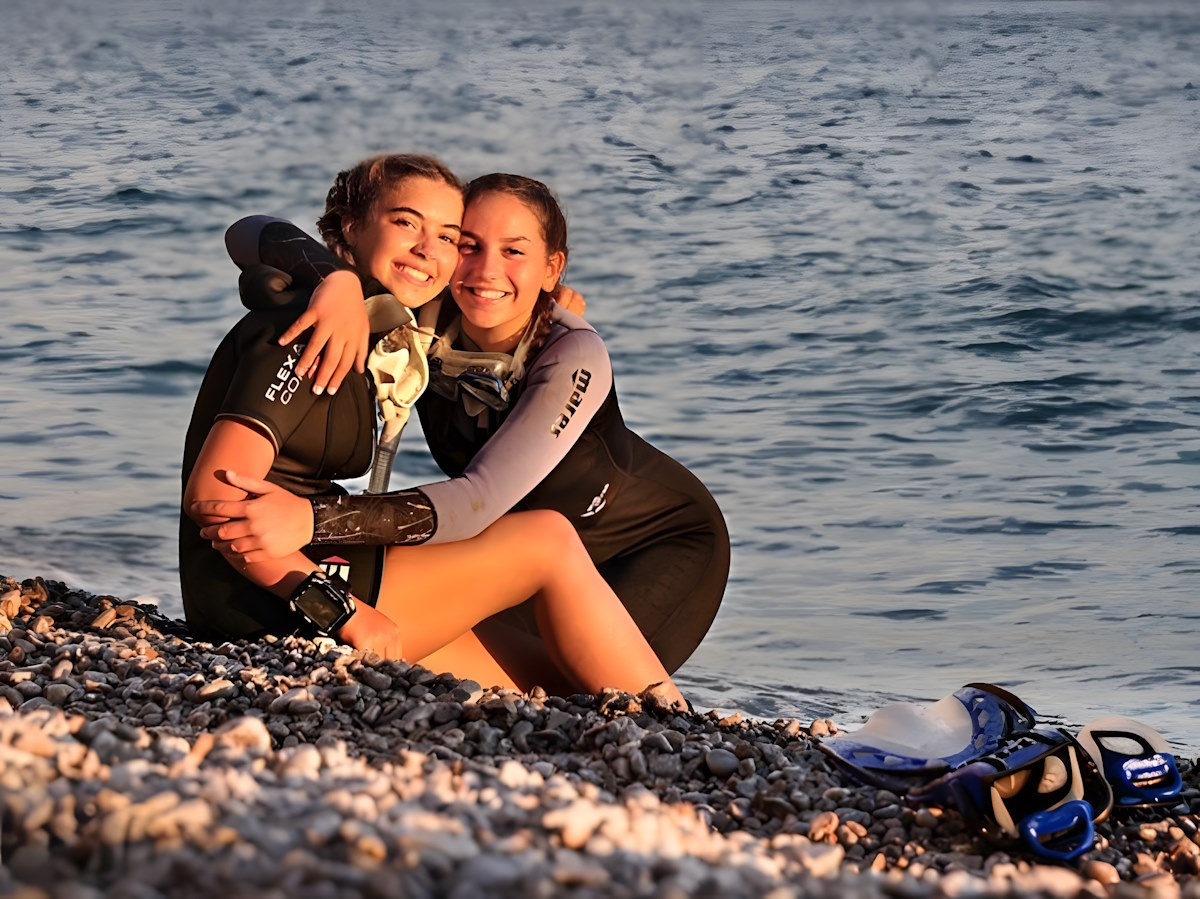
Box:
(415, 628, 523, 692)
(374, 510, 684, 706)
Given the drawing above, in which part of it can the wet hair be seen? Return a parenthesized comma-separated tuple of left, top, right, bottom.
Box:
(464, 173, 569, 348)
(317, 154, 463, 259)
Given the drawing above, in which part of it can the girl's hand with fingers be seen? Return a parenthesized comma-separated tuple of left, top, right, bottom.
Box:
(279, 270, 370, 395)
(192, 469, 315, 561)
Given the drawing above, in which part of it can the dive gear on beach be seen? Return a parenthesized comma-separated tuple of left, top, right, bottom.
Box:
(288, 568, 357, 635)
(906, 726, 1113, 863)
(1076, 716, 1182, 808)
(816, 684, 1185, 865)
(817, 683, 1038, 792)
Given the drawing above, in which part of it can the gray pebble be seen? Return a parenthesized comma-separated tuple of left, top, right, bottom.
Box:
(704, 748, 739, 778)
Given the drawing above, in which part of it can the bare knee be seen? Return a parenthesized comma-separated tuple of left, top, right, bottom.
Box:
(521, 509, 583, 561)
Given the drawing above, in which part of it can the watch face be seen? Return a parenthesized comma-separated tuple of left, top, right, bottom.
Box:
(294, 584, 347, 632)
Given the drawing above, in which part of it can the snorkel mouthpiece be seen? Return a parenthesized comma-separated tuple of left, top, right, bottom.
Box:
(364, 297, 432, 493)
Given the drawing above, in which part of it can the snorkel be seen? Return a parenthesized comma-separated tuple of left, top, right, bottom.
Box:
(363, 296, 433, 493)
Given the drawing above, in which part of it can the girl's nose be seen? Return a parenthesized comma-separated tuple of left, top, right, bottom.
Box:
(411, 231, 435, 257)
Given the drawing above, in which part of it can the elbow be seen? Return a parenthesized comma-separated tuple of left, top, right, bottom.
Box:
(225, 216, 281, 269)
(182, 468, 237, 529)
(181, 477, 212, 528)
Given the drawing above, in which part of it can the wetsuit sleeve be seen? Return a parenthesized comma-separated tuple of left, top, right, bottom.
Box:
(418, 329, 614, 543)
(226, 216, 357, 309)
(309, 490, 438, 545)
(217, 314, 328, 453)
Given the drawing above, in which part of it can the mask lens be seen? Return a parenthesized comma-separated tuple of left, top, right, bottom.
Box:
(428, 365, 510, 411)
(459, 371, 509, 410)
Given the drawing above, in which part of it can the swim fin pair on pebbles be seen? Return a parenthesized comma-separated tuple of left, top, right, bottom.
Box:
(817, 684, 1182, 863)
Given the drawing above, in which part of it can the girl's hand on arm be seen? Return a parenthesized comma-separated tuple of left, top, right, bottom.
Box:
(193, 469, 315, 562)
(278, 270, 369, 395)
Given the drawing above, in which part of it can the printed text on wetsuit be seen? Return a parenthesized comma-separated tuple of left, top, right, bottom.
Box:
(265, 343, 306, 405)
(551, 369, 591, 437)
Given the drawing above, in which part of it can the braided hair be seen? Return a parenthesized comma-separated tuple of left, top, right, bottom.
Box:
(317, 154, 463, 258)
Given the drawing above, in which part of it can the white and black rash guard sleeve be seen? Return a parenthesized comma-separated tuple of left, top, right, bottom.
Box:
(418, 326, 614, 543)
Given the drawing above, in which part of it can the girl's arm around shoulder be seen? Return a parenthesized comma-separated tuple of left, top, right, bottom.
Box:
(224, 214, 367, 394)
(225, 216, 287, 271)
(418, 326, 614, 544)
(225, 216, 350, 284)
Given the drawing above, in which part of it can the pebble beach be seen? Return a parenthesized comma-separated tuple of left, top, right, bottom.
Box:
(1, 574, 1197, 899)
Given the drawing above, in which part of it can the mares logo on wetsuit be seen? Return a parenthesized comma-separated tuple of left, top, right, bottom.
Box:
(551, 368, 591, 438)
(264, 342, 306, 406)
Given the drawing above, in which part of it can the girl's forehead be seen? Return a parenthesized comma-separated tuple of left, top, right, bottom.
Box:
(375, 178, 464, 218)
(464, 192, 538, 227)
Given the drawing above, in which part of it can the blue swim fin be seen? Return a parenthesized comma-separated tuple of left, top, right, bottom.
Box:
(1076, 716, 1182, 809)
(906, 726, 1113, 863)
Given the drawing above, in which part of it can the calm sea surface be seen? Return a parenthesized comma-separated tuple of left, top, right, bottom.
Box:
(3, 1, 1198, 749)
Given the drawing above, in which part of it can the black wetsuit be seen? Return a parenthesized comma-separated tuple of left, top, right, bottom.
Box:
(179, 305, 387, 641)
(237, 221, 730, 672)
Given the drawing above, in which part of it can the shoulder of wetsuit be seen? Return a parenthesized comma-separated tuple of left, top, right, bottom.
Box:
(257, 220, 359, 287)
(239, 264, 310, 311)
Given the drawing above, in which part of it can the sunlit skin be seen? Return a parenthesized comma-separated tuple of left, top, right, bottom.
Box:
(451, 192, 566, 353)
(344, 177, 464, 308)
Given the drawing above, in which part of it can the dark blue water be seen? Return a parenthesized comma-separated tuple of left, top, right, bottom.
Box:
(3, 0, 1198, 748)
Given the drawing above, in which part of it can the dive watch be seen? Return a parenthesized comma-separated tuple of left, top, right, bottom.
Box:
(288, 569, 356, 635)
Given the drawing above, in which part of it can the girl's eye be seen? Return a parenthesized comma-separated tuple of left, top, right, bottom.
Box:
(459, 241, 478, 253)
(504, 248, 524, 257)
(393, 217, 415, 229)
(440, 234, 458, 245)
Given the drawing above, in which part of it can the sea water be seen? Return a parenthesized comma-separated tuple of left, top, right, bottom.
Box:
(2, 0, 1198, 748)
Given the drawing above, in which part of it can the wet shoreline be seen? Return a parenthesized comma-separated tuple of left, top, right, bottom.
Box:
(1, 574, 1197, 898)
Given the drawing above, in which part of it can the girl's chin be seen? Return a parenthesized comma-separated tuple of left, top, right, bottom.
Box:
(386, 286, 442, 307)
(457, 301, 505, 325)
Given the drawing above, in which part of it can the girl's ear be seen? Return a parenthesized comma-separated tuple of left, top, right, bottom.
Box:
(541, 251, 567, 292)
(339, 222, 358, 268)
